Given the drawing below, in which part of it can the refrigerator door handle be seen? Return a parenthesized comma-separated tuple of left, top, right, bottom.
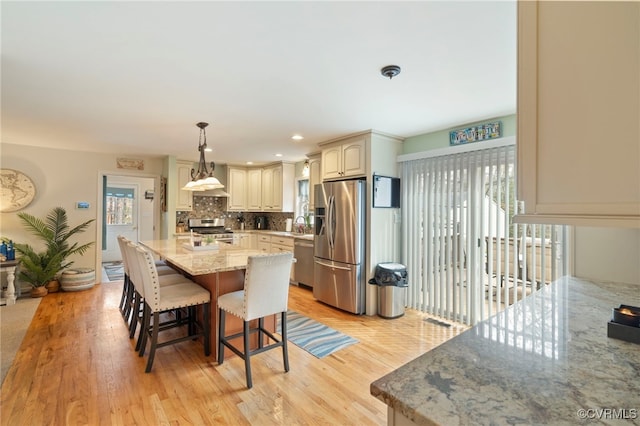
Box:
(314, 259, 352, 271)
(327, 195, 335, 250)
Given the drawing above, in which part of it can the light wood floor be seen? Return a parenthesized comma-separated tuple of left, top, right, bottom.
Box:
(0, 282, 467, 425)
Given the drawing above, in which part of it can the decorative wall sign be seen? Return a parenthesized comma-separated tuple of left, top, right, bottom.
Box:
(449, 121, 502, 146)
(116, 158, 144, 170)
(0, 168, 36, 212)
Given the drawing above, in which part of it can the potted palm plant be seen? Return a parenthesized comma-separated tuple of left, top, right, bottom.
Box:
(15, 207, 94, 293)
(14, 246, 65, 297)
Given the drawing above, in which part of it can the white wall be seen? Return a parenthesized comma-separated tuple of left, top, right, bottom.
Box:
(574, 227, 640, 285)
(366, 132, 404, 315)
(1, 143, 165, 283)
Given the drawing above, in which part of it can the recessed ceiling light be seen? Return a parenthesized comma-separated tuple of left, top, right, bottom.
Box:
(291, 135, 304, 141)
(275, 153, 283, 157)
(246, 161, 253, 165)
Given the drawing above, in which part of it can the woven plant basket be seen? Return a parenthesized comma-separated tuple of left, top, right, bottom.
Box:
(60, 268, 95, 292)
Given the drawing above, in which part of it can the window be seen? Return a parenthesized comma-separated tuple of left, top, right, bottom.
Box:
(295, 178, 313, 226)
(105, 187, 134, 225)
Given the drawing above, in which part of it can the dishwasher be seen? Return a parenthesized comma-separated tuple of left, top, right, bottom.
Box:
(294, 239, 314, 288)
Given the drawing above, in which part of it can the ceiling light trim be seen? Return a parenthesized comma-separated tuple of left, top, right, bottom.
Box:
(381, 65, 401, 79)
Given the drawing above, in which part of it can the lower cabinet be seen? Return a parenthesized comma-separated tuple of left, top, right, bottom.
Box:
(254, 234, 294, 281)
(234, 233, 257, 249)
(270, 236, 294, 253)
(257, 235, 272, 253)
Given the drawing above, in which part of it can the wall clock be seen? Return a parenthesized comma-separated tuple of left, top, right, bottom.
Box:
(0, 168, 37, 212)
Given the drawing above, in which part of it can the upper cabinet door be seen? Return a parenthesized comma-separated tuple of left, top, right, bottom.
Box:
(341, 139, 366, 177)
(247, 168, 262, 211)
(227, 167, 247, 211)
(261, 166, 275, 210)
(308, 154, 321, 210)
(516, 1, 640, 228)
(321, 145, 342, 180)
(321, 137, 366, 180)
(176, 160, 193, 211)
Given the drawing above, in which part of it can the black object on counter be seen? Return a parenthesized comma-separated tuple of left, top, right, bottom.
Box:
(608, 304, 640, 344)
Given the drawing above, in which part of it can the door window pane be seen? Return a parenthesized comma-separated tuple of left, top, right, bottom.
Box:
(106, 187, 134, 225)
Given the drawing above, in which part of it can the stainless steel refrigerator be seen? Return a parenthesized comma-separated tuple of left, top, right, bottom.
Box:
(313, 180, 365, 314)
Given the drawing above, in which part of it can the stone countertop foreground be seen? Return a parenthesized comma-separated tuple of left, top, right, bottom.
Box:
(371, 276, 640, 425)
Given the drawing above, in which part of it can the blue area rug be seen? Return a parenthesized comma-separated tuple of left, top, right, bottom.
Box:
(277, 310, 358, 358)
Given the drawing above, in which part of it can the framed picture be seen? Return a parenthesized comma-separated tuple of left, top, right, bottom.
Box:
(449, 121, 502, 146)
(116, 157, 144, 170)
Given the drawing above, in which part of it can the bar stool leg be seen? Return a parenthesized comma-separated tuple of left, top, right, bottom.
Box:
(217, 309, 226, 365)
(243, 321, 252, 389)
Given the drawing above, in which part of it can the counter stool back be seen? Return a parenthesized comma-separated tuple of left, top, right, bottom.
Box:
(116, 236, 133, 319)
(117, 236, 173, 321)
(133, 245, 211, 373)
(217, 252, 294, 389)
(123, 240, 186, 350)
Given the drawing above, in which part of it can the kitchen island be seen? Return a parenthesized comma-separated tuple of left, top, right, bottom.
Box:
(140, 239, 271, 360)
(371, 276, 640, 425)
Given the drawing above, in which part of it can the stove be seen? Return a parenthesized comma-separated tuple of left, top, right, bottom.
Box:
(188, 218, 234, 243)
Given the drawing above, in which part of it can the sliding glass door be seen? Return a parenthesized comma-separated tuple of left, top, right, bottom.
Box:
(401, 143, 567, 326)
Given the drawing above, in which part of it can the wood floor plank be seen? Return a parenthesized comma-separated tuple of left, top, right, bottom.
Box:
(1, 281, 467, 425)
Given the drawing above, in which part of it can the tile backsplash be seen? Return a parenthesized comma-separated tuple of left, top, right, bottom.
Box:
(177, 196, 294, 231)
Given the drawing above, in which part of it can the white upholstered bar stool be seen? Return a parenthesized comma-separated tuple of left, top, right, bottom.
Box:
(217, 252, 294, 389)
(117, 236, 181, 324)
(133, 245, 211, 373)
(123, 241, 186, 345)
(116, 236, 134, 318)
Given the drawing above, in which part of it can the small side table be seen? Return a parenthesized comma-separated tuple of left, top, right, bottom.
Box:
(1, 259, 20, 306)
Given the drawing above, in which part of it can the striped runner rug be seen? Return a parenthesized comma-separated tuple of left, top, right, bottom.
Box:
(277, 310, 358, 358)
(103, 262, 124, 281)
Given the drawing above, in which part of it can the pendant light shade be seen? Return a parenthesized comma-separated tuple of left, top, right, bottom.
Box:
(182, 122, 225, 191)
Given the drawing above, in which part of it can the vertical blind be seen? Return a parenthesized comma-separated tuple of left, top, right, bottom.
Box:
(400, 144, 567, 326)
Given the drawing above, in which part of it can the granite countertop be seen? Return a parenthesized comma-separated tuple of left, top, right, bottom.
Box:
(371, 276, 640, 425)
(140, 239, 264, 275)
(243, 230, 314, 241)
(174, 230, 314, 241)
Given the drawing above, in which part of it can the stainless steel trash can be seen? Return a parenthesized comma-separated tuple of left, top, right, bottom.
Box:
(369, 263, 408, 319)
(377, 285, 406, 319)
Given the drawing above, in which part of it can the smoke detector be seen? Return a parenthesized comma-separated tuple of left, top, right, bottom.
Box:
(381, 65, 401, 79)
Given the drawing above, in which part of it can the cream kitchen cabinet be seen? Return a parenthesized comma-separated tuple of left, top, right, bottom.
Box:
(257, 234, 272, 253)
(516, 1, 640, 228)
(227, 163, 294, 212)
(261, 162, 294, 212)
(321, 137, 366, 180)
(307, 153, 321, 209)
(234, 233, 256, 249)
(247, 168, 262, 211)
(175, 160, 194, 211)
(261, 166, 276, 210)
(270, 235, 294, 253)
(269, 235, 295, 281)
(226, 167, 247, 211)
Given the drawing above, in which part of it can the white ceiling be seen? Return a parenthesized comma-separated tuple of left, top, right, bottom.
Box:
(1, 1, 517, 166)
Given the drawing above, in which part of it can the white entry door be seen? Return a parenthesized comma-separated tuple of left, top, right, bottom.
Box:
(102, 184, 139, 262)
(101, 174, 156, 262)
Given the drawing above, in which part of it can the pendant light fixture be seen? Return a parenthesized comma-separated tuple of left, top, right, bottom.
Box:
(182, 122, 224, 191)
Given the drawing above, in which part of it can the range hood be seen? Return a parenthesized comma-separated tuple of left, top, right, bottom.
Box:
(201, 188, 230, 197)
